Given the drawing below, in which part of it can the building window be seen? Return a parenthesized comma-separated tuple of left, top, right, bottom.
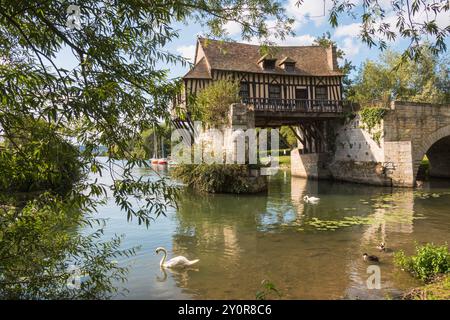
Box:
(263, 59, 276, 70)
(284, 62, 295, 72)
(315, 86, 328, 100)
(269, 84, 281, 99)
(239, 82, 249, 99)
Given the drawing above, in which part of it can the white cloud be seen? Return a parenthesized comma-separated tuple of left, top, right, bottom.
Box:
(340, 37, 361, 57)
(224, 21, 241, 36)
(286, 0, 328, 27)
(281, 34, 316, 46)
(176, 45, 196, 61)
(334, 23, 361, 38)
(242, 33, 315, 47)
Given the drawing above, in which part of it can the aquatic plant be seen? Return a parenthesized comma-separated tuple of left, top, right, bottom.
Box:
(256, 280, 281, 300)
(304, 216, 374, 231)
(414, 191, 450, 199)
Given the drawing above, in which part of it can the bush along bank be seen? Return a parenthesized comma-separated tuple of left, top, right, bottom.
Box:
(171, 163, 267, 194)
(394, 243, 450, 300)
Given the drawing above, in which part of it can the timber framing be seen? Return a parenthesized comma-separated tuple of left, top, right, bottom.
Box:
(180, 38, 344, 110)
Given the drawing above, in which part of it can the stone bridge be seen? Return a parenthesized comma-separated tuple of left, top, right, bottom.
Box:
(292, 101, 450, 187)
(384, 101, 450, 186)
(176, 101, 450, 188)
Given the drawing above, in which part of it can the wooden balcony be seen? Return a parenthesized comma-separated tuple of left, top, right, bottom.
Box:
(241, 98, 346, 126)
(242, 98, 344, 113)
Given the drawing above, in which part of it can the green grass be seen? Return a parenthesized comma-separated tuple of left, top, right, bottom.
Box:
(259, 149, 291, 167)
(259, 155, 291, 167)
(278, 155, 290, 166)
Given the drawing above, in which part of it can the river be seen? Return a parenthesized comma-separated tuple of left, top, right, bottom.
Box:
(87, 158, 450, 299)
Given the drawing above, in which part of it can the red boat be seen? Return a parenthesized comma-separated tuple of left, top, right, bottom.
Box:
(157, 158, 168, 165)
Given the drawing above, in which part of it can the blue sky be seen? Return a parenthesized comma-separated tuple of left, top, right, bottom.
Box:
(55, 0, 449, 80)
(159, 0, 448, 79)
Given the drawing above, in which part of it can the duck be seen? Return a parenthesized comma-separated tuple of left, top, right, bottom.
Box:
(155, 247, 199, 269)
(303, 195, 320, 204)
(363, 253, 379, 262)
(376, 242, 386, 252)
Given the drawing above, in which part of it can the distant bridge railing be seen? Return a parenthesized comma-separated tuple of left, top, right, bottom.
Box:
(242, 98, 343, 113)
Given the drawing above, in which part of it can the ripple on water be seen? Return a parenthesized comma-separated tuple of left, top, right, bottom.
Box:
(83, 165, 450, 299)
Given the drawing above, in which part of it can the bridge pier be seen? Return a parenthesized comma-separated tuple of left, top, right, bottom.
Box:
(221, 101, 450, 188)
(289, 101, 450, 187)
(290, 150, 331, 179)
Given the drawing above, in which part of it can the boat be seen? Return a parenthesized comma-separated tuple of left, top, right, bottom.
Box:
(168, 158, 178, 167)
(151, 126, 159, 165)
(157, 136, 168, 165)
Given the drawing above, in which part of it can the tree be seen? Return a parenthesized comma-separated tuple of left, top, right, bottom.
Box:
(349, 46, 450, 106)
(297, 0, 450, 61)
(280, 126, 297, 148)
(130, 123, 173, 160)
(0, 0, 292, 223)
(194, 79, 240, 126)
(0, 195, 134, 299)
(0, 0, 292, 298)
(0, 118, 83, 195)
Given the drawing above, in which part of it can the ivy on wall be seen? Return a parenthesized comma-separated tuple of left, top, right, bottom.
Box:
(358, 107, 388, 145)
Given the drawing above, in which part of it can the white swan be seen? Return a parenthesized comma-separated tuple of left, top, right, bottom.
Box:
(303, 195, 320, 204)
(155, 247, 199, 269)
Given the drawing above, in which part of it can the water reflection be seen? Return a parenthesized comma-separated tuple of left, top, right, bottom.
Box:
(82, 165, 450, 300)
(156, 171, 450, 299)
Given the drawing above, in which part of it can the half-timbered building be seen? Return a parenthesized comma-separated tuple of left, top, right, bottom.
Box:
(181, 38, 343, 114)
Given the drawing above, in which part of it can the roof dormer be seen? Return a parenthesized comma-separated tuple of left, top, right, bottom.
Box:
(257, 54, 277, 70)
(279, 57, 296, 72)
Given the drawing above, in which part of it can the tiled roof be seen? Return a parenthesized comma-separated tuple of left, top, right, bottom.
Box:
(278, 56, 296, 65)
(183, 57, 211, 79)
(183, 38, 342, 79)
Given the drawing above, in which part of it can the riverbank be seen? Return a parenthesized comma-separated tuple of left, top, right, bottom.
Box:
(403, 274, 450, 300)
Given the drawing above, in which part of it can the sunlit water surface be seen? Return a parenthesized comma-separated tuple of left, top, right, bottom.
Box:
(86, 158, 450, 299)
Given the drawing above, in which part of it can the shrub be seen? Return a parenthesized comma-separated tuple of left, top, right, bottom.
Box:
(171, 163, 266, 194)
(394, 243, 450, 282)
(192, 79, 240, 126)
(0, 119, 84, 196)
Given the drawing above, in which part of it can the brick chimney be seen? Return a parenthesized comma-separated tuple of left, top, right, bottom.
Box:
(327, 44, 338, 71)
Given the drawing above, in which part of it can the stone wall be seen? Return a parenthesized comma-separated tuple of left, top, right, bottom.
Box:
(291, 149, 331, 179)
(328, 114, 391, 186)
(333, 116, 384, 162)
(383, 101, 450, 185)
(328, 160, 391, 186)
(290, 101, 450, 187)
(228, 103, 255, 129)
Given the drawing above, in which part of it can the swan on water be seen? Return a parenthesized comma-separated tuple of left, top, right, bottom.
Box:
(303, 195, 320, 204)
(155, 247, 199, 269)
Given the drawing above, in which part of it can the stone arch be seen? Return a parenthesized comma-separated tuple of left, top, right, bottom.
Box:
(413, 124, 450, 182)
